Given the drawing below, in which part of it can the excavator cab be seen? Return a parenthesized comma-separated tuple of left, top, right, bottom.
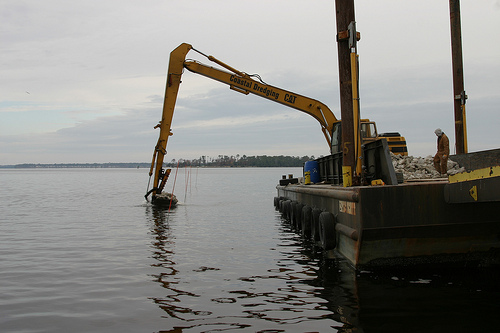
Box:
(360, 121, 378, 140)
(330, 120, 379, 154)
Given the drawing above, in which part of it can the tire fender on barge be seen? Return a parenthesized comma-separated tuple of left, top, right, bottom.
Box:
(319, 212, 337, 250)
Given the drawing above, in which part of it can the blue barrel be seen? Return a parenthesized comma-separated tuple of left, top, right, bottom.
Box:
(304, 161, 320, 183)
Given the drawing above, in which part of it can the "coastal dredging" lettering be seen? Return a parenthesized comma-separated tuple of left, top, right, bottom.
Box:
(230, 75, 298, 104)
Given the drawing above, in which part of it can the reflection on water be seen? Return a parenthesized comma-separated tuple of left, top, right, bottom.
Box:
(147, 204, 500, 333)
(147, 206, 190, 322)
(355, 266, 500, 332)
(147, 205, 359, 332)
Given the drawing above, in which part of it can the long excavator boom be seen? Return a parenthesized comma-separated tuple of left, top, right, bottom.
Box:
(145, 43, 338, 202)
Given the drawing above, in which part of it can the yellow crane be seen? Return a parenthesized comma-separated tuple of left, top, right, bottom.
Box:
(145, 43, 406, 203)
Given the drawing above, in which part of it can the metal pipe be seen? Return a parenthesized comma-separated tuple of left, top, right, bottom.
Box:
(336, 223, 359, 241)
(278, 185, 359, 202)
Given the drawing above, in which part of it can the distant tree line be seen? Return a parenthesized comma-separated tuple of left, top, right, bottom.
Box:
(0, 155, 317, 169)
(165, 155, 316, 168)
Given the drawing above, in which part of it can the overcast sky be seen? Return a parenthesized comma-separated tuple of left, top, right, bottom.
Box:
(1, 0, 499, 164)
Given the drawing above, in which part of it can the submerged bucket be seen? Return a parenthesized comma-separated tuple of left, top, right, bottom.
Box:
(304, 161, 320, 184)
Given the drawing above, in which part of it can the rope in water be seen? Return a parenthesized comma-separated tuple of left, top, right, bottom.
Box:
(168, 160, 180, 213)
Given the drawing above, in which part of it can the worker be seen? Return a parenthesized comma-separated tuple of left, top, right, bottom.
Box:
(433, 128, 449, 176)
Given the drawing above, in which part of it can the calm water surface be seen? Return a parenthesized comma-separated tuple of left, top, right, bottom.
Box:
(1, 168, 499, 332)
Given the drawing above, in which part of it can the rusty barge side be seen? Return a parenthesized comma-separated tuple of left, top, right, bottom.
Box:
(276, 180, 500, 269)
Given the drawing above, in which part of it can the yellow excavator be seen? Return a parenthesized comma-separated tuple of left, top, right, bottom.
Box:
(145, 43, 407, 203)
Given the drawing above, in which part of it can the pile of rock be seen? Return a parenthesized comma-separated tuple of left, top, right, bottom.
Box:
(390, 153, 465, 180)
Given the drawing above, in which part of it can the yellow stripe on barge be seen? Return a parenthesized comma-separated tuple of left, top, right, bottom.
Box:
(449, 165, 500, 183)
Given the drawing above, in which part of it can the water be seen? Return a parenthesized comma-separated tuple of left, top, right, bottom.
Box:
(1, 167, 499, 332)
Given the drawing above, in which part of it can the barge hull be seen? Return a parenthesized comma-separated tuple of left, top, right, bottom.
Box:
(277, 181, 500, 268)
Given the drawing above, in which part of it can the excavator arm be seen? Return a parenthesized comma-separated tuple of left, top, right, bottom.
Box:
(146, 43, 190, 201)
(146, 43, 338, 201)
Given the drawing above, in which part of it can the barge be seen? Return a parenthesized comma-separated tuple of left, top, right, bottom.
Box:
(275, 147, 500, 269)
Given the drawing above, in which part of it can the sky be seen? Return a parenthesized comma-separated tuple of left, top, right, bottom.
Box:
(1, 0, 499, 164)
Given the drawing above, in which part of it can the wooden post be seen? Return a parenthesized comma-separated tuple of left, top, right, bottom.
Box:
(335, 0, 357, 185)
(449, 0, 468, 154)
